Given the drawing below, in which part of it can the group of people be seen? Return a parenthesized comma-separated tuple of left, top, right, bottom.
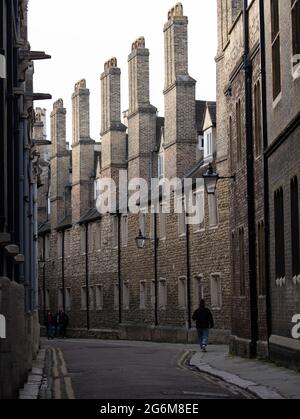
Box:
(45, 300, 213, 351)
(45, 310, 69, 340)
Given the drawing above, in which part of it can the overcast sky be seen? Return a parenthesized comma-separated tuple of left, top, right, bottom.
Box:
(28, 0, 217, 142)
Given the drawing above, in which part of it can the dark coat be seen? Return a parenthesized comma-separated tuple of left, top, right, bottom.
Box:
(192, 307, 214, 329)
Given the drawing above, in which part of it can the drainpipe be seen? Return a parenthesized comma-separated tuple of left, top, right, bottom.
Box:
(24, 117, 30, 311)
(243, 0, 258, 357)
(118, 213, 122, 325)
(186, 222, 192, 330)
(42, 236, 46, 323)
(259, 0, 272, 345)
(18, 93, 25, 286)
(62, 230, 66, 312)
(85, 224, 90, 330)
(154, 212, 159, 327)
(33, 182, 39, 310)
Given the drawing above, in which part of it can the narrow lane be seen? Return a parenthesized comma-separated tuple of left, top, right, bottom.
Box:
(44, 339, 252, 399)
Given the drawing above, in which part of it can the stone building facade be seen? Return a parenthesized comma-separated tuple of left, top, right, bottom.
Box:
(0, 0, 51, 399)
(216, 0, 268, 359)
(37, 3, 232, 344)
(217, 0, 300, 366)
(263, 0, 300, 368)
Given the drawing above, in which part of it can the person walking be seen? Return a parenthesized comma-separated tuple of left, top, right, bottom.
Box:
(45, 312, 55, 340)
(58, 310, 69, 339)
(192, 299, 214, 352)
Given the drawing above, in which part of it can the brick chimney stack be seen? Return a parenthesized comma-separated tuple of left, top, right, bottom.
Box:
(100, 58, 127, 188)
(50, 99, 70, 228)
(163, 3, 197, 178)
(71, 79, 95, 223)
(127, 37, 157, 181)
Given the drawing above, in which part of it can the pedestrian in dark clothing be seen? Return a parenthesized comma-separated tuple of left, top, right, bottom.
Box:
(58, 310, 69, 338)
(45, 312, 55, 340)
(54, 311, 60, 337)
(192, 299, 214, 352)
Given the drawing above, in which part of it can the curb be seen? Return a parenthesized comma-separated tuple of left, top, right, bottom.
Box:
(189, 353, 285, 399)
(19, 349, 46, 399)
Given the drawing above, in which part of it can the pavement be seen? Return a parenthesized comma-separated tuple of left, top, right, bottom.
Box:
(189, 345, 300, 399)
(19, 349, 48, 399)
(18, 340, 300, 400)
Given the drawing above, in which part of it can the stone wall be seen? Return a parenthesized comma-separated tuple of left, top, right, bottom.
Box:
(0, 278, 39, 399)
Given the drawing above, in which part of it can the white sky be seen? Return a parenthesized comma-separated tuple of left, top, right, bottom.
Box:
(28, 0, 217, 142)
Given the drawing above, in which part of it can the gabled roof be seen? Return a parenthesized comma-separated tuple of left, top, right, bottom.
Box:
(206, 102, 217, 127)
(195, 100, 207, 133)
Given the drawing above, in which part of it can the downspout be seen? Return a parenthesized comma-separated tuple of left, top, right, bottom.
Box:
(186, 221, 192, 330)
(24, 117, 30, 311)
(154, 212, 158, 327)
(118, 213, 122, 325)
(243, 0, 258, 357)
(62, 230, 66, 311)
(259, 0, 272, 345)
(85, 224, 90, 330)
(43, 235, 46, 322)
(18, 93, 25, 285)
(33, 180, 38, 310)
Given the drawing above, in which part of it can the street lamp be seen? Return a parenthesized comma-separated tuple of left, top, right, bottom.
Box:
(135, 230, 147, 250)
(203, 163, 235, 195)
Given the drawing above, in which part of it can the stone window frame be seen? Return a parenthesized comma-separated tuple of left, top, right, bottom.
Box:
(81, 286, 87, 311)
(58, 288, 63, 311)
(114, 283, 119, 311)
(80, 225, 86, 255)
(89, 286, 95, 312)
(257, 220, 266, 297)
(158, 278, 167, 310)
(271, 0, 282, 102)
(253, 79, 263, 158)
(95, 221, 102, 252)
(274, 187, 286, 283)
(139, 280, 147, 310)
(210, 273, 222, 311)
(159, 203, 167, 241)
(239, 227, 246, 297)
(121, 214, 128, 248)
(95, 285, 104, 311)
(64, 229, 71, 258)
(193, 187, 205, 234)
(123, 281, 130, 311)
(112, 215, 119, 249)
(290, 176, 300, 280)
(193, 275, 205, 311)
(178, 276, 188, 309)
(150, 280, 156, 307)
(208, 192, 219, 229)
(65, 288, 71, 312)
(177, 197, 186, 238)
(236, 98, 243, 166)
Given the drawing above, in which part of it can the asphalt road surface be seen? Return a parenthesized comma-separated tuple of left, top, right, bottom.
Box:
(44, 339, 252, 400)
